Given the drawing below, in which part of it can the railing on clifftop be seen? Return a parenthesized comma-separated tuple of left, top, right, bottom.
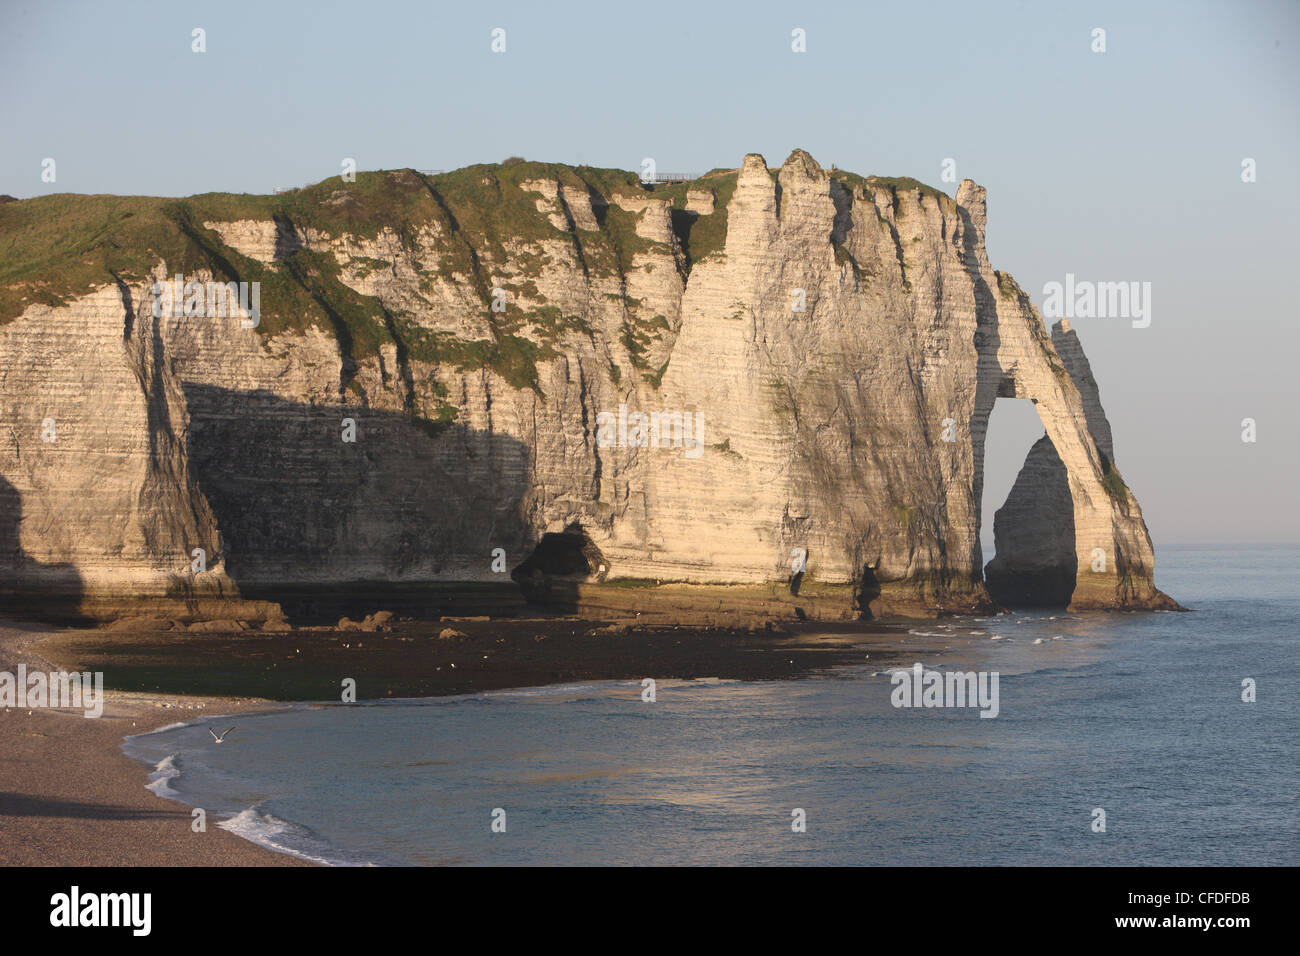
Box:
(639, 173, 700, 184)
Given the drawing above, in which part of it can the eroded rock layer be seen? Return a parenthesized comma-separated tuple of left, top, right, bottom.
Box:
(0, 152, 1176, 619)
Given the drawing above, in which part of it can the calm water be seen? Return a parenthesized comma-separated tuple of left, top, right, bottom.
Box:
(124, 547, 1299, 865)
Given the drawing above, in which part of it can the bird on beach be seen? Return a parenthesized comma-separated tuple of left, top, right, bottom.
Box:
(209, 726, 235, 743)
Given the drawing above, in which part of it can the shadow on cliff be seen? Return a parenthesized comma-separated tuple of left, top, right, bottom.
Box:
(0, 475, 88, 624)
(180, 384, 539, 625)
(853, 565, 882, 620)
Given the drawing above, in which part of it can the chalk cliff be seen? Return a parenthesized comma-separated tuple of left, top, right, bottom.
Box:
(0, 151, 1177, 620)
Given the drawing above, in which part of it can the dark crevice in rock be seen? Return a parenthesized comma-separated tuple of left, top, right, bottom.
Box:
(281, 255, 360, 396)
(108, 269, 134, 340)
(669, 208, 698, 270)
(829, 180, 853, 244)
(379, 306, 416, 413)
(271, 212, 304, 260)
(554, 188, 592, 279)
(413, 177, 492, 306)
(880, 207, 909, 288)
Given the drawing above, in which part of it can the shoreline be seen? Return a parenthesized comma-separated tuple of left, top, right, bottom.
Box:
(0, 618, 310, 866)
(3, 611, 948, 866)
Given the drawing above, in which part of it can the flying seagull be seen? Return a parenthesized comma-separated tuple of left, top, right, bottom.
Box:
(209, 726, 235, 743)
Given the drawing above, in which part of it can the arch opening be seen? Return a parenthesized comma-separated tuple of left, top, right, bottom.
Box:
(980, 398, 1078, 608)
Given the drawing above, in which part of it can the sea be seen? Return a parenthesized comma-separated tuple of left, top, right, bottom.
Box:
(123, 546, 1298, 866)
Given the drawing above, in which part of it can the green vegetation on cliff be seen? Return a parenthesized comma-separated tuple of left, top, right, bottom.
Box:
(0, 156, 957, 396)
(1101, 463, 1129, 502)
(864, 175, 949, 205)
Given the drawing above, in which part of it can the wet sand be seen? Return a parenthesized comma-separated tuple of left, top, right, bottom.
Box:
(37, 616, 900, 700)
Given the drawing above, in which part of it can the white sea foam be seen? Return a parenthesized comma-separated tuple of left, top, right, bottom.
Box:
(882, 665, 944, 678)
(126, 720, 191, 741)
(482, 683, 601, 699)
(218, 807, 362, 867)
(146, 753, 183, 799)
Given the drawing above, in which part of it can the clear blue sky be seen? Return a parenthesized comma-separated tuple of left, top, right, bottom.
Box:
(2, 0, 1296, 548)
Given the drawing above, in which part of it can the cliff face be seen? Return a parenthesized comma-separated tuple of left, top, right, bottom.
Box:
(0, 151, 1177, 619)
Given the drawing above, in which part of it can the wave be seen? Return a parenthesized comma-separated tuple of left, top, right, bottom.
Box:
(126, 720, 192, 741)
(218, 806, 371, 867)
(481, 682, 604, 699)
(146, 753, 183, 799)
(881, 665, 944, 678)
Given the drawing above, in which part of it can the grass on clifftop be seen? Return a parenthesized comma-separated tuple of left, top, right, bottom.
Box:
(0, 194, 231, 322)
(863, 175, 950, 205)
(827, 171, 951, 211)
(1, 158, 963, 397)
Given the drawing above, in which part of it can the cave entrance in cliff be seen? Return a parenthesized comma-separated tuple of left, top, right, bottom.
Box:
(510, 523, 604, 608)
(980, 398, 1078, 607)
